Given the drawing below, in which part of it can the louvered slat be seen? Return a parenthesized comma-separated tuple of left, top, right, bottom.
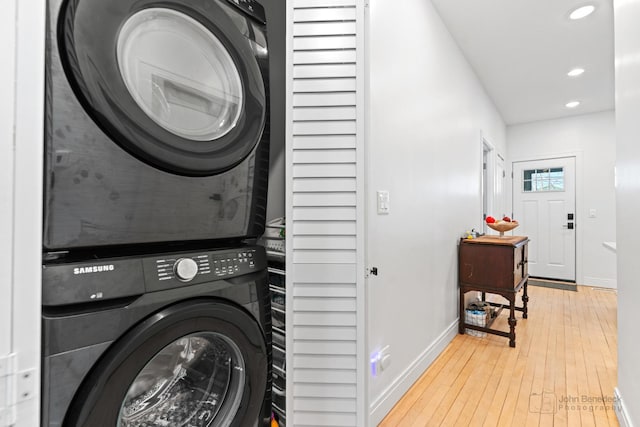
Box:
(292, 192, 357, 206)
(293, 49, 357, 65)
(292, 206, 356, 221)
(293, 121, 357, 135)
(294, 397, 357, 413)
(294, 311, 356, 327)
(288, 1, 363, 425)
(292, 220, 357, 234)
(293, 235, 357, 250)
(294, 0, 355, 7)
(294, 64, 356, 78)
(292, 283, 357, 298)
(293, 92, 357, 107)
(293, 105, 357, 120)
(293, 7, 357, 23)
(293, 383, 357, 399)
(292, 163, 357, 178)
(293, 135, 356, 149)
(294, 369, 358, 383)
(293, 354, 357, 370)
(293, 326, 357, 341)
(294, 35, 356, 51)
(293, 250, 357, 264)
(292, 178, 357, 192)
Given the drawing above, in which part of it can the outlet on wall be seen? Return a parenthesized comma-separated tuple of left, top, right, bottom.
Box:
(370, 345, 391, 377)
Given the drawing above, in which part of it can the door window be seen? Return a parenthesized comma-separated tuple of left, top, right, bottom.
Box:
(523, 167, 564, 192)
(117, 9, 243, 142)
(117, 332, 245, 426)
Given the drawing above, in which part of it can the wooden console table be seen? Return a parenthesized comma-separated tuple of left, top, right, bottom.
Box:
(458, 235, 529, 347)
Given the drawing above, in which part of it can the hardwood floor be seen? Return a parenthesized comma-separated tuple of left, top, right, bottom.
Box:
(379, 285, 618, 427)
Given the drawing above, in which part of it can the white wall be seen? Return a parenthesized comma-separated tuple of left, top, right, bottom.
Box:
(366, 0, 506, 423)
(507, 111, 617, 288)
(614, 0, 640, 424)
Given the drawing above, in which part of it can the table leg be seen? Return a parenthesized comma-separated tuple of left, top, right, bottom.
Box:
(522, 281, 529, 319)
(459, 290, 465, 334)
(508, 295, 517, 347)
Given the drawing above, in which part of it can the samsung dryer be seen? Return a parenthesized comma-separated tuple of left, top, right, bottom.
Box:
(44, 0, 270, 250)
(42, 245, 272, 427)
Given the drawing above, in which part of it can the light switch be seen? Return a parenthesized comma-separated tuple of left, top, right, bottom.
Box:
(377, 191, 390, 214)
(589, 209, 597, 218)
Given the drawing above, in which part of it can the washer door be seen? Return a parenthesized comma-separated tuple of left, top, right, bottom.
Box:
(63, 300, 269, 427)
(58, 0, 266, 176)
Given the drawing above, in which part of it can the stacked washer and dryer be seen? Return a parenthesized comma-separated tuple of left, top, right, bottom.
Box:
(42, 0, 273, 426)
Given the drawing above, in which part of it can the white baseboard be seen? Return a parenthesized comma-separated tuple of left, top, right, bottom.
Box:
(368, 320, 458, 426)
(615, 388, 634, 427)
(583, 276, 617, 289)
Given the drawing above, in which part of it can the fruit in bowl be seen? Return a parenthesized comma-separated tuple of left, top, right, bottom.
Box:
(486, 216, 519, 236)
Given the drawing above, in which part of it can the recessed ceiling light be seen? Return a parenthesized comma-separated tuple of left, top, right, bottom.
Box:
(567, 68, 585, 77)
(566, 101, 581, 108)
(569, 5, 596, 20)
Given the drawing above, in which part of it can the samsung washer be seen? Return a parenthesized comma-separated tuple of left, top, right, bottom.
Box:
(41, 245, 272, 426)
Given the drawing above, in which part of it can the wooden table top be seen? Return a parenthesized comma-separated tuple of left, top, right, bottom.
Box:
(462, 235, 529, 246)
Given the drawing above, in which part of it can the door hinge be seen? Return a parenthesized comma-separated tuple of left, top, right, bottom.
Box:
(0, 353, 17, 426)
(0, 353, 37, 427)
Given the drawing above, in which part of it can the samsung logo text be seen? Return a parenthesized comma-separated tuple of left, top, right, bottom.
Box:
(73, 265, 115, 275)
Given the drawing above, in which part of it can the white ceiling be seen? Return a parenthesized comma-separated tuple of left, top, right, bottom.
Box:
(431, 0, 615, 125)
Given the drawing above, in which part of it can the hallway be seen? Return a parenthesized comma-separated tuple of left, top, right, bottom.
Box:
(380, 285, 618, 426)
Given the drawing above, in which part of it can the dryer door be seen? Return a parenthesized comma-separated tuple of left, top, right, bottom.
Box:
(58, 0, 267, 176)
(63, 300, 270, 427)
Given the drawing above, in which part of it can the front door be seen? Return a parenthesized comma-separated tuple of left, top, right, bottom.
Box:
(513, 157, 576, 281)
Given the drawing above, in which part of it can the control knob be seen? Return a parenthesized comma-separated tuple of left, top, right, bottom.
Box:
(174, 258, 198, 282)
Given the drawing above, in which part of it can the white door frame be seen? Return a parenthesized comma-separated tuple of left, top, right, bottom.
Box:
(510, 150, 584, 285)
(480, 133, 496, 234)
(1, 1, 45, 425)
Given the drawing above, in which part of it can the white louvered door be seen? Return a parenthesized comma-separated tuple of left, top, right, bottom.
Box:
(286, 0, 366, 425)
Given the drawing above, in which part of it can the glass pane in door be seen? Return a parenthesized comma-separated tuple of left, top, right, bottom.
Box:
(117, 8, 243, 142)
(117, 332, 246, 427)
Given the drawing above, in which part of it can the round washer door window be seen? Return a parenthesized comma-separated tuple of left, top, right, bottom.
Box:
(62, 300, 270, 427)
(117, 9, 243, 142)
(59, 0, 267, 176)
(117, 332, 245, 426)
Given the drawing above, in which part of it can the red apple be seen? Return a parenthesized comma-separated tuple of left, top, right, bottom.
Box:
(502, 216, 511, 222)
(486, 216, 496, 224)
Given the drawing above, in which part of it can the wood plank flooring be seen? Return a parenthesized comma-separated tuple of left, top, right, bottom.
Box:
(379, 285, 618, 426)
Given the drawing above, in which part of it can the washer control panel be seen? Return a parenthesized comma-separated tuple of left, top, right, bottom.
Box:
(155, 254, 210, 282)
(144, 247, 265, 292)
(211, 250, 257, 277)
